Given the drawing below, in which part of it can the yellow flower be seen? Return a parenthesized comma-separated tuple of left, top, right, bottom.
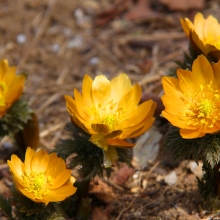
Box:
(161, 55, 220, 139)
(0, 59, 25, 117)
(7, 147, 77, 205)
(180, 12, 220, 61)
(65, 73, 156, 167)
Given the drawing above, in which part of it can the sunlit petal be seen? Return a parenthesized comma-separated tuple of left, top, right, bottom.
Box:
(7, 148, 76, 205)
(162, 55, 220, 139)
(110, 73, 132, 102)
(180, 12, 220, 60)
(31, 149, 49, 173)
(65, 73, 156, 166)
(92, 75, 111, 107)
(0, 60, 25, 116)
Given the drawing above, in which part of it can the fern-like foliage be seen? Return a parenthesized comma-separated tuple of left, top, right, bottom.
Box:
(197, 161, 220, 210)
(0, 96, 33, 141)
(11, 185, 57, 220)
(168, 43, 201, 77)
(176, 43, 198, 70)
(46, 212, 65, 220)
(197, 161, 215, 201)
(0, 194, 12, 219)
(163, 125, 220, 168)
(55, 123, 132, 179)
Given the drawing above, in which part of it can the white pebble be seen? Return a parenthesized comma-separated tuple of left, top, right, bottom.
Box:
(89, 57, 99, 65)
(67, 35, 83, 49)
(164, 170, 177, 186)
(51, 44, 60, 52)
(188, 161, 203, 179)
(16, 34, 27, 44)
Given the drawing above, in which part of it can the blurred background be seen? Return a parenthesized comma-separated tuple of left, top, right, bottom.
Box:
(0, 0, 220, 219)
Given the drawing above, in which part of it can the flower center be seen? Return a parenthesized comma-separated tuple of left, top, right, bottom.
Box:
(0, 82, 7, 107)
(89, 100, 125, 132)
(186, 83, 220, 127)
(198, 99, 215, 117)
(101, 115, 117, 130)
(22, 171, 53, 199)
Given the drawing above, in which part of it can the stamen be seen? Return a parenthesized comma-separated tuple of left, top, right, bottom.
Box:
(186, 84, 220, 127)
(0, 97, 6, 107)
(0, 82, 7, 95)
(22, 172, 52, 199)
(89, 100, 125, 132)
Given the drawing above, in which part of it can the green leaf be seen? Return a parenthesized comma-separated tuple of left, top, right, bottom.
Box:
(163, 125, 220, 168)
(0, 194, 12, 219)
(55, 123, 132, 180)
(11, 185, 55, 220)
(0, 96, 33, 136)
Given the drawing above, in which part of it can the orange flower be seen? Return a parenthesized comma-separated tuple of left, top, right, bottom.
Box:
(65, 73, 156, 167)
(7, 147, 77, 205)
(0, 59, 25, 117)
(180, 12, 220, 61)
(161, 55, 220, 139)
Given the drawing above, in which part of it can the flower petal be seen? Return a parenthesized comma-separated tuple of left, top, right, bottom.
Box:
(211, 59, 220, 89)
(92, 75, 111, 107)
(82, 74, 93, 106)
(65, 95, 93, 133)
(191, 55, 214, 85)
(7, 155, 24, 181)
(24, 147, 35, 174)
(5, 75, 25, 102)
(74, 89, 92, 121)
(46, 153, 66, 178)
(121, 100, 156, 128)
(118, 83, 142, 117)
(44, 184, 77, 202)
(162, 76, 182, 97)
(204, 15, 220, 42)
(107, 138, 135, 148)
(180, 127, 205, 139)
(48, 169, 72, 189)
(180, 18, 193, 37)
(161, 111, 196, 130)
(91, 123, 109, 134)
(128, 116, 155, 138)
(193, 12, 205, 40)
(110, 73, 132, 102)
(31, 149, 49, 173)
(120, 102, 156, 138)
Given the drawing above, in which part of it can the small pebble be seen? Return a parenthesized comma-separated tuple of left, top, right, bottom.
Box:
(67, 35, 83, 49)
(188, 161, 203, 179)
(51, 44, 60, 52)
(132, 173, 139, 179)
(89, 57, 100, 65)
(164, 170, 177, 186)
(16, 34, 27, 44)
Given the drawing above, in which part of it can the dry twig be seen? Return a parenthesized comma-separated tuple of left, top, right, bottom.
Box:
(115, 194, 138, 220)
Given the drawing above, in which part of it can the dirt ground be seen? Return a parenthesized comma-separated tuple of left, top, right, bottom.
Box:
(1, 0, 220, 219)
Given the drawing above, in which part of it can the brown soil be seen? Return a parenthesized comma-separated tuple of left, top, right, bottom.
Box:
(0, 0, 219, 219)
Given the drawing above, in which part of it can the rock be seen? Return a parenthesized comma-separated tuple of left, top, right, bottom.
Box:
(188, 161, 203, 179)
(67, 35, 83, 49)
(164, 170, 177, 186)
(132, 126, 162, 169)
(16, 34, 27, 44)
